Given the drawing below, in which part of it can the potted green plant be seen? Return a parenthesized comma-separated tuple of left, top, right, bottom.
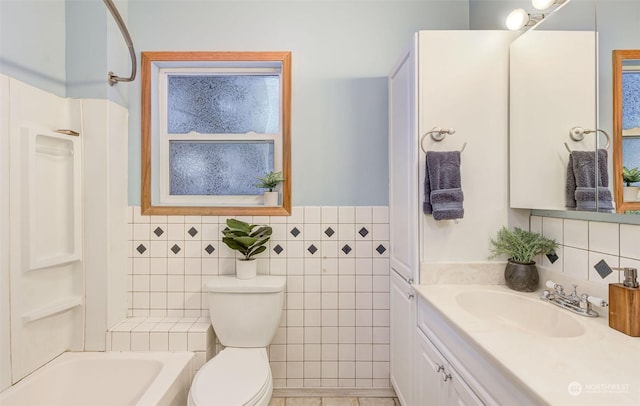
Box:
(256, 171, 285, 206)
(489, 227, 558, 292)
(221, 218, 272, 279)
(622, 166, 640, 202)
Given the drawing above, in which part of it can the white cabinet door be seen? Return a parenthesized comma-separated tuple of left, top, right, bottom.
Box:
(416, 327, 483, 406)
(416, 329, 447, 406)
(447, 368, 484, 406)
(390, 270, 415, 406)
(389, 37, 419, 283)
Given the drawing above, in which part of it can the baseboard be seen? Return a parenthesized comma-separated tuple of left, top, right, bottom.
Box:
(272, 388, 397, 398)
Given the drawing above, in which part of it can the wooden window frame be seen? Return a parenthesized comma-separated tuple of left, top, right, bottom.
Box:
(141, 51, 291, 216)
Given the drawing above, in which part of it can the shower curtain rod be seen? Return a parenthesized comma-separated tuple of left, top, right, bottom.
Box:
(103, 0, 136, 86)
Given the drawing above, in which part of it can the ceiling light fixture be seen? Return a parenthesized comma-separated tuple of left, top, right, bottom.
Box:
(532, 0, 567, 11)
(505, 8, 544, 31)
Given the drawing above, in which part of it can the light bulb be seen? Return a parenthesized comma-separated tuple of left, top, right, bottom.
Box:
(506, 8, 530, 31)
(532, 0, 557, 11)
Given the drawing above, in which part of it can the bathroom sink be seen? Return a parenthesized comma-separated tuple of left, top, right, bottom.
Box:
(455, 290, 585, 338)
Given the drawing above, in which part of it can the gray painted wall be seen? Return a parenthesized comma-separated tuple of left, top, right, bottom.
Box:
(126, 0, 470, 206)
(0, 0, 67, 97)
(66, 0, 108, 99)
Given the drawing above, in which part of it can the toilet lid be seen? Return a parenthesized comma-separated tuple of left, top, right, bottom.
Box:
(190, 348, 271, 406)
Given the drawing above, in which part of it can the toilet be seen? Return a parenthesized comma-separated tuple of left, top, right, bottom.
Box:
(188, 275, 286, 406)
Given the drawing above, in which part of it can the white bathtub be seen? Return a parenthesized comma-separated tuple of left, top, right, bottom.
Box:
(0, 351, 195, 406)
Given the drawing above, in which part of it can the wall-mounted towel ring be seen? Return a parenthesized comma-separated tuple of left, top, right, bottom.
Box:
(565, 127, 611, 153)
(420, 127, 462, 154)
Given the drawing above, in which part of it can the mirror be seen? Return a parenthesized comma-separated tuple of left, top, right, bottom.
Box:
(510, 29, 597, 211)
(613, 50, 640, 213)
(510, 0, 640, 220)
(509, 0, 598, 212)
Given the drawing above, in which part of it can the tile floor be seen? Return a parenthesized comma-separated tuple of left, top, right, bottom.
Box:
(269, 398, 399, 406)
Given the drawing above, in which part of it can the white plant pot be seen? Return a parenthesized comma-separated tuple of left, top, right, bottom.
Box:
(623, 186, 639, 202)
(236, 259, 257, 280)
(263, 191, 279, 206)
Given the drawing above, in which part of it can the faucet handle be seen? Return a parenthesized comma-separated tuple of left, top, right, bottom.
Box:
(581, 293, 608, 307)
(545, 280, 559, 289)
(545, 280, 564, 294)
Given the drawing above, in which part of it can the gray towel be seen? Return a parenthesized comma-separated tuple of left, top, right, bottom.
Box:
(423, 151, 464, 220)
(566, 149, 614, 212)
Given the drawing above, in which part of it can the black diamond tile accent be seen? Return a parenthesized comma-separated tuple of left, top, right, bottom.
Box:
(205, 244, 215, 255)
(171, 244, 181, 254)
(290, 227, 301, 238)
(359, 227, 369, 238)
(153, 227, 164, 237)
(273, 244, 284, 255)
(342, 244, 352, 255)
(308, 244, 318, 255)
(376, 244, 387, 255)
(546, 252, 559, 264)
(136, 244, 147, 254)
(324, 227, 335, 237)
(188, 227, 198, 237)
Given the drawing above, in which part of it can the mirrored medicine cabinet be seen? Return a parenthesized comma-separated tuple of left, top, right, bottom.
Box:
(509, 0, 640, 224)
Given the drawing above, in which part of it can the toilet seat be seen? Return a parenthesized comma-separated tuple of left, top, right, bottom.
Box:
(188, 347, 272, 406)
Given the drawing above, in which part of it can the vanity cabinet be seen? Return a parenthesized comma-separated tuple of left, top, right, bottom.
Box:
(415, 293, 539, 406)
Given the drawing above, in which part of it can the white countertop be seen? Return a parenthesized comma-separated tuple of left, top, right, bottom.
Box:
(414, 284, 640, 406)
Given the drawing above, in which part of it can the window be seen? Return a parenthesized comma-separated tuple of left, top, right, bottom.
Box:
(141, 51, 291, 215)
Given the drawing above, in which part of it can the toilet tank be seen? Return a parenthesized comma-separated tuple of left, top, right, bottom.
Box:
(206, 276, 286, 348)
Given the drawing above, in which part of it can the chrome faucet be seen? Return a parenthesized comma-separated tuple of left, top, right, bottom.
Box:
(540, 280, 608, 318)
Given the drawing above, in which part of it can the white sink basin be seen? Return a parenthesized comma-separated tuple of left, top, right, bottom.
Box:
(456, 290, 585, 338)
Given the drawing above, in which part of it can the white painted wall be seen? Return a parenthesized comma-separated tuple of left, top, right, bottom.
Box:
(416, 31, 516, 262)
(0, 0, 67, 97)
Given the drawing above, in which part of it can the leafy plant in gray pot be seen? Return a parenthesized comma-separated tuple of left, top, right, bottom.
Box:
(489, 227, 558, 292)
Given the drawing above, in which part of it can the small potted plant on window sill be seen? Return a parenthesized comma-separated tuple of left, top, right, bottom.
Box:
(489, 227, 558, 292)
(221, 218, 272, 279)
(622, 166, 640, 202)
(256, 171, 285, 206)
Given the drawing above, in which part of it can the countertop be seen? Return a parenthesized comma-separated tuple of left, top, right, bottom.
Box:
(414, 284, 640, 406)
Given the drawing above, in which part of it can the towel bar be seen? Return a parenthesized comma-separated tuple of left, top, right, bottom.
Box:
(565, 127, 611, 152)
(420, 126, 465, 154)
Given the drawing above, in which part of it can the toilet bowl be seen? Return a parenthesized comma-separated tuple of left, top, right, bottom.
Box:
(187, 348, 272, 406)
(188, 275, 286, 406)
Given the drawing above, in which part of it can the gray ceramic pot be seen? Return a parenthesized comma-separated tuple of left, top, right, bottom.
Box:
(504, 259, 539, 292)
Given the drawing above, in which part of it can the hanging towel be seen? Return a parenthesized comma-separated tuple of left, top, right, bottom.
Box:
(565, 149, 614, 212)
(423, 151, 464, 220)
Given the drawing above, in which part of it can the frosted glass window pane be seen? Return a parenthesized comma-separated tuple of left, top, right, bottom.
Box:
(169, 141, 274, 196)
(622, 71, 640, 131)
(168, 75, 280, 134)
(623, 138, 640, 186)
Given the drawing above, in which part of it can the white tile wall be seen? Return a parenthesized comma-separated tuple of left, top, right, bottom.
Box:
(533, 216, 640, 286)
(106, 317, 214, 370)
(127, 206, 391, 389)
